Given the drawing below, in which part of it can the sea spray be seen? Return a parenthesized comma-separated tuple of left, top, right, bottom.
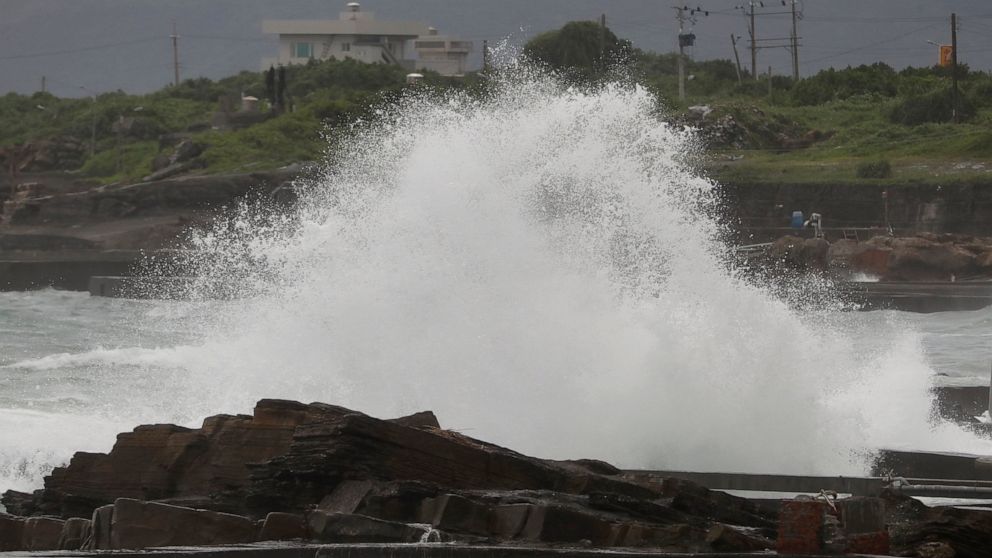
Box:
(163, 69, 990, 474)
(2, 70, 990, 493)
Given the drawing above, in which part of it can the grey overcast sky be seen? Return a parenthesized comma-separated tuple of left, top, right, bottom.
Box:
(0, 1, 990, 97)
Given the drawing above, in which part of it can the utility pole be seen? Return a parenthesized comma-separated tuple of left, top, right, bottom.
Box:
(171, 21, 180, 87)
(731, 35, 743, 85)
(951, 12, 959, 123)
(40, 76, 46, 93)
(749, 2, 757, 80)
(790, 0, 800, 81)
(482, 40, 489, 73)
(675, 6, 687, 101)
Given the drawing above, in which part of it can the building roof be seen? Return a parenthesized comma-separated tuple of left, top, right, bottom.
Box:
(262, 18, 430, 39)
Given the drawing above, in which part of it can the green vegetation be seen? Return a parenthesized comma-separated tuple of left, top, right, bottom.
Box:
(856, 160, 893, 179)
(0, 19, 990, 187)
(522, 21, 632, 78)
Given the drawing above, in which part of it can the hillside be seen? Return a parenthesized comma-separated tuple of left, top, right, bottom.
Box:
(2, 35, 991, 193)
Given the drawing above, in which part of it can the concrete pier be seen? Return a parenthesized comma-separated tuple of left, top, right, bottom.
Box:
(839, 280, 992, 312)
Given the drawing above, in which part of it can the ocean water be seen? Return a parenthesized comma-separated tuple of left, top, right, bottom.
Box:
(3, 71, 992, 494)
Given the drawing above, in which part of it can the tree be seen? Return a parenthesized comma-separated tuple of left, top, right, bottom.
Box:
(523, 21, 632, 77)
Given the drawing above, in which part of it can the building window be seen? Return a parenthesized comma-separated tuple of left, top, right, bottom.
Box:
(293, 42, 313, 58)
(342, 42, 351, 52)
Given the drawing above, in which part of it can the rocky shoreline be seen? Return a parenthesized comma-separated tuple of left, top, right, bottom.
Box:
(0, 399, 989, 556)
(763, 232, 992, 282)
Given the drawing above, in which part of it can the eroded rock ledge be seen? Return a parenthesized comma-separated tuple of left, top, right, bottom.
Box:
(0, 399, 988, 556)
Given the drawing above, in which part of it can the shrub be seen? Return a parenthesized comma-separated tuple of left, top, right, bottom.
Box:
(856, 160, 892, 179)
(888, 87, 975, 125)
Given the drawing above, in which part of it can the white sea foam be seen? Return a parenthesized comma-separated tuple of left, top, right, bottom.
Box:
(3, 69, 990, 494)
(159, 70, 990, 475)
(0, 408, 122, 493)
(3, 346, 196, 372)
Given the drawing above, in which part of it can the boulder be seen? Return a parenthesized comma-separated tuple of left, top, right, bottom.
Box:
(884, 236, 976, 281)
(520, 504, 619, 546)
(768, 235, 805, 267)
(110, 498, 256, 549)
(488, 504, 532, 539)
(57, 517, 91, 550)
(0, 513, 25, 551)
(706, 523, 772, 552)
(802, 238, 830, 269)
(257, 512, 307, 541)
(351, 481, 439, 523)
(827, 237, 890, 277)
(308, 511, 427, 543)
(388, 410, 441, 429)
(82, 503, 114, 550)
(21, 516, 65, 551)
(317, 480, 376, 514)
(660, 477, 774, 530)
(27, 399, 321, 517)
(246, 403, 655, 514)
(903, 506, 992, 558)
(422, 494, 490, 535)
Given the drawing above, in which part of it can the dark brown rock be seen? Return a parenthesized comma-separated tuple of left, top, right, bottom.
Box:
(82, 503, 114, 551)
(257, 512, 307, 541)
(110, 498, 256, 549)
(617, 522, 694, 547)
(705, 523, 772, 552)
(246, 405, 656, 514)
(21, 516, 65, 551)
(317, 480, 376, 514)
(520, 505, 618, 546)
(903, 506, 992, 558)
(387, 410, 440, 429)
(837, 496, 886, 535)
(917, 541, 957, 558)
(0, 513, 25, 551)
(57, 517, 91, 550)
(660, 477, 774, 530)
(423, 494, 490, 535)
(34, 399, 320, 517)
(307, 511, 427, 543)
(0, 490, 38, 517)
(353, 481, 440, 523)
(488, 504, 532, 539)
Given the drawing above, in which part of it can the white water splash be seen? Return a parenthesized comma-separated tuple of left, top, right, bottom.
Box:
(2, 70, 989, 493)
(162, 71, 990, 475)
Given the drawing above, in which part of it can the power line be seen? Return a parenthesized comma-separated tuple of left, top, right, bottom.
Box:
(804, 22, 944, 64)
(0, 37, 162, 62)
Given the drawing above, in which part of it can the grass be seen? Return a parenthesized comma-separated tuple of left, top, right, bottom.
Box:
(703, 93, 992, 185)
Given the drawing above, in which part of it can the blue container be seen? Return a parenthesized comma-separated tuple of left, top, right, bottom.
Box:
(790, 210, 804, 230)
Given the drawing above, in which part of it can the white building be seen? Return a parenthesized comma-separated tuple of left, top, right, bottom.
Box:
(262, 3, 472, 77)
(414, 28, 473, 77)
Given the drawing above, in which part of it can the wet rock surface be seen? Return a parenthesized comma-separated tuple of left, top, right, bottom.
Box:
(0, 399, 988, 554)
(763, 232, 992, 282)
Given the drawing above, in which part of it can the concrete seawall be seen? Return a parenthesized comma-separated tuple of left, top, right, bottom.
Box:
(721, 179, 992, 240)
(0, 252, 140, 291)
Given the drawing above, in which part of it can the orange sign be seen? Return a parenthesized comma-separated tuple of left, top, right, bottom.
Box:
(939, 45, 954, 67)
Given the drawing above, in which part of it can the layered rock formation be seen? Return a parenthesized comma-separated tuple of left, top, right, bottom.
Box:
(0, 399, 986, 555)
(764, 232, 992, 281)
